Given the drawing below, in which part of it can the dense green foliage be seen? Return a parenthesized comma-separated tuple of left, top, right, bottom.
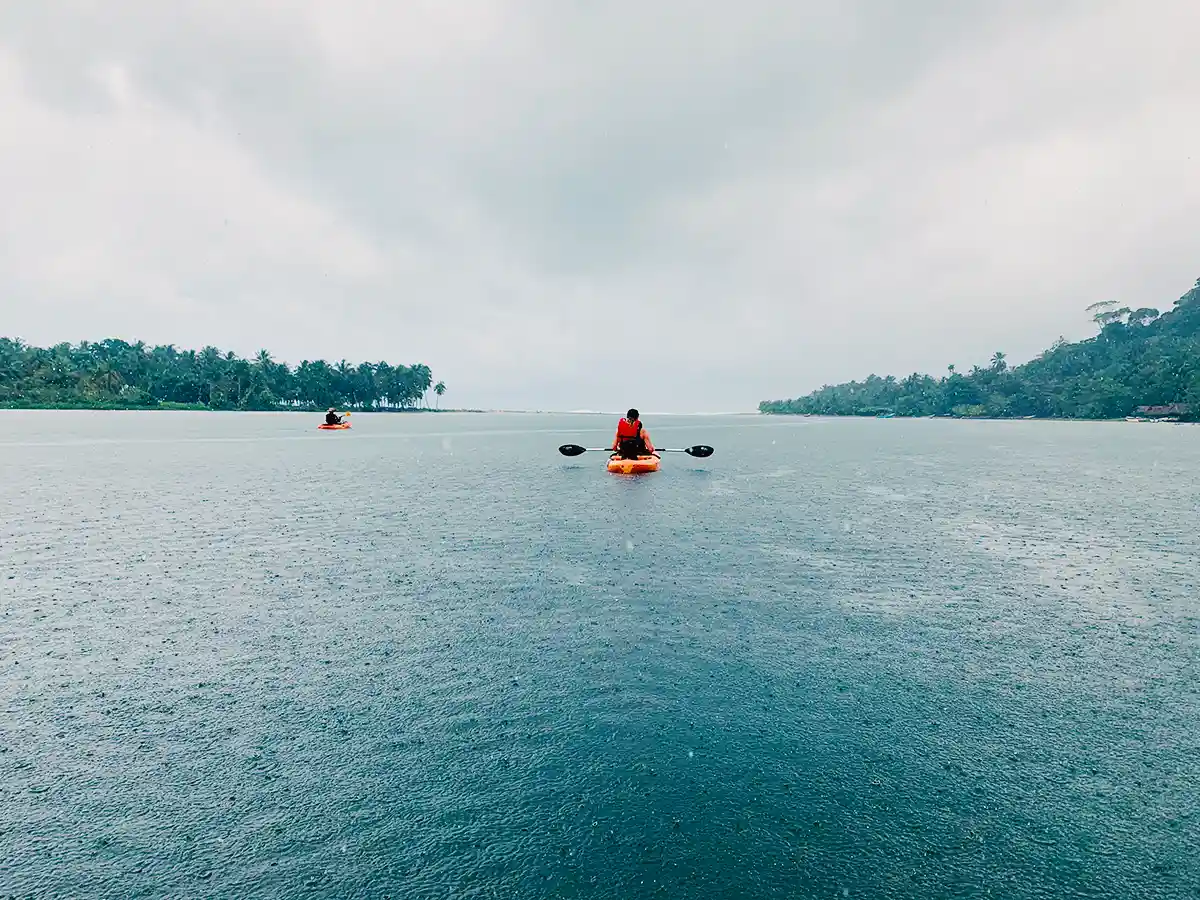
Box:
(0, 338, 437, 411)
(760, 277, 1200, 420)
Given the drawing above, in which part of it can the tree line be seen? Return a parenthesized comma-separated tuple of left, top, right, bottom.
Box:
(0, 338, 447, 411)
(760, 276, 1200, 420)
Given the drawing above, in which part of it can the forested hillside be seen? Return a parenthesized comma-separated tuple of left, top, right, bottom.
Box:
(761, 277, 1200, 420)
(0, 338, 441, 410)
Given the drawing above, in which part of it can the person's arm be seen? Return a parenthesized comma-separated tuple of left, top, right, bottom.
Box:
(643, 429, 655, 453)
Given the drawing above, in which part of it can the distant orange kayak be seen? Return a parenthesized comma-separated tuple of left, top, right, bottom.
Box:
(317, 423, 351, 431)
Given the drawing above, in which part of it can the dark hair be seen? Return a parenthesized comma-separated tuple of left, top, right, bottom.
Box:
(627, 408, 639, 420)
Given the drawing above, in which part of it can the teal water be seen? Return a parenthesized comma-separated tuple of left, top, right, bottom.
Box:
(1, 411, 1197, 898)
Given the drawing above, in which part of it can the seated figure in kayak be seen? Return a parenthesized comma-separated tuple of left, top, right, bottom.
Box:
(325, 407, 344, 425)
(612, 408, 655, 459)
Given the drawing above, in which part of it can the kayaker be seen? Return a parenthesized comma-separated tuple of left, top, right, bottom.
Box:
(325, 407, 343, 426)
(612, 408, 655, 458)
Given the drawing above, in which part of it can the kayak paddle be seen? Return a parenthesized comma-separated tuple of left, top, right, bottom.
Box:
(558, 445, 608, 455)
(558, 444, 714, 458)
(661, 445, 714, 457)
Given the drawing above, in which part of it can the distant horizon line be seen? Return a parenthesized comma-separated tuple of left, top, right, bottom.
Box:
(459, 409, 759, 416)
(0, 407, 763, 416)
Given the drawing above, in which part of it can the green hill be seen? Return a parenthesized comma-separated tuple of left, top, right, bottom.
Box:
(0, 338, 437, 411)
(760, 276, 1200, 421)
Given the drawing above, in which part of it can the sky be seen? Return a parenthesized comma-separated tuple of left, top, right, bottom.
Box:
(1, 1, 1198, 412)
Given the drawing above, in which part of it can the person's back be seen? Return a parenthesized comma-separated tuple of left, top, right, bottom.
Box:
(325, 408, 342, 425)
(612, 408, 654, 458)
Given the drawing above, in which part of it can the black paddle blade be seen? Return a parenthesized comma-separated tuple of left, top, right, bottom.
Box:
(685, 445, 715, 458)
(558, 444, 588, 457)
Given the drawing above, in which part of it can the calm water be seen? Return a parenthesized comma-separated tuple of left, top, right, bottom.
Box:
(1, 411, 1197, 899)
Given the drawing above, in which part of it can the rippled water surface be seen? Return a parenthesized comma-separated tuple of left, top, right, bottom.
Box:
(2, 411, 1198, 898)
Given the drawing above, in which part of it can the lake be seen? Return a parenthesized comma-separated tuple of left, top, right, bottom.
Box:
(2, 411, 1197, 898)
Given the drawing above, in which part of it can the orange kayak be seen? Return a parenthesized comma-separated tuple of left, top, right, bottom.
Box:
(317, 423, 351, 430)
(607, 455, 659, 475)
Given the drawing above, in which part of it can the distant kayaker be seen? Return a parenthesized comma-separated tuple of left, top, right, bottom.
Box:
(612, 408, 655, 458)
(325, 407, 343, 425)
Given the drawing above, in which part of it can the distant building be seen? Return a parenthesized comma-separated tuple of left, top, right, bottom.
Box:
(1134, 403, 1193, 419)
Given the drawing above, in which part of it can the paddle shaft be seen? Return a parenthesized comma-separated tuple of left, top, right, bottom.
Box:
(566, 447, 695, 454)
(558, 442, 712, 458)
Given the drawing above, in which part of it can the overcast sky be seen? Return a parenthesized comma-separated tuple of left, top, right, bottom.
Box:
(2, 1, 1197, 412)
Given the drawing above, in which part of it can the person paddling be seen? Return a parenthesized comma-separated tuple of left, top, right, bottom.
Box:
(612, 408, 655, 459)
(325, 407, 344, 426)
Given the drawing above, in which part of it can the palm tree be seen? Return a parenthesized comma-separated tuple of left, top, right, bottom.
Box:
(1128, 307, 1160, 327)
(0, 337, 26, 380)
(375, 362, 394, 408)
(990, 351, 1007, 373)
(89, 361, 124, 395)
(434, 381, 446, 409)
(409, 363, 432, 407)
(355, 362, 377, 409)
(334, 360, 354, 406)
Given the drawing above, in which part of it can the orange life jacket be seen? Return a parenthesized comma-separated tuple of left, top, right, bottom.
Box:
(614, 418, 650, 457)
(616, 418, 643, 440)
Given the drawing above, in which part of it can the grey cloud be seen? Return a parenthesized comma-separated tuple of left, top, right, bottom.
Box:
(1, 0, 1197, 412)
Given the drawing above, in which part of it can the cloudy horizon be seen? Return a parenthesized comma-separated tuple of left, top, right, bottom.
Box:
(2, 1, 1197, 411)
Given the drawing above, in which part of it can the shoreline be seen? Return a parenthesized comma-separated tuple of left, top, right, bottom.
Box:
(3, 407, 1189, 422)
(1, 405, 1189, 422)
(0, 405, 486, 414)
(758, 412, 1195, 423)
(0, 406, 761, 416)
